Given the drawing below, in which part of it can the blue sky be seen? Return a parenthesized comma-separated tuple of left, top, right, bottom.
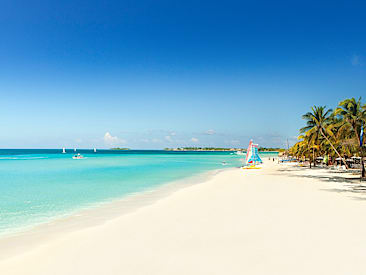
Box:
(1, 0, 365, 149)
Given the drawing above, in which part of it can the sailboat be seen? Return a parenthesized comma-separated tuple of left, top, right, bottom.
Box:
(62, 147, 66, 154)
(74, 148, 77, 152)
(243, 140, 262, 169)
(94, 148, 97, 153)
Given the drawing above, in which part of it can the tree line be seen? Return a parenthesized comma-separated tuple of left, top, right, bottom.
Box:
(289, 98, 365, 178)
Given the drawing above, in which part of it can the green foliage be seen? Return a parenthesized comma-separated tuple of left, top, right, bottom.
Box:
(258, 147, 285, 152)
(290, 97, 366, 176)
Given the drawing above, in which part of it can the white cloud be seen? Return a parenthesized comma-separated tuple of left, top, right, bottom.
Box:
(191, 137, 199, 143)
(205, 129, 215, 135)
(103, 132, 126, 145)
(351, 55, 362, 66)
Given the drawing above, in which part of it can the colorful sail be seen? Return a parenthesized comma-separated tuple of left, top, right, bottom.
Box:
(245, 140, 262, 165)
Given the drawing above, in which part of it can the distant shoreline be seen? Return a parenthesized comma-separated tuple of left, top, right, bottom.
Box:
(165, 147, 284, 152)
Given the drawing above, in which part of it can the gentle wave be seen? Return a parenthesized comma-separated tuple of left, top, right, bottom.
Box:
(0, 156, 48, 160)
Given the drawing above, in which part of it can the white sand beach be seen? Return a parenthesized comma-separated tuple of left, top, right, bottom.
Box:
(1, 161, 366, 275)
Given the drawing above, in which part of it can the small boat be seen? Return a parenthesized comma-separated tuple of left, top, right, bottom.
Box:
(72, 153, 84, 159)
(242, 165, 261, 170)
(62, 147, 66, 154)
(94, 148, 97, 153)
(241, 140, 263, 169)
(245, 140, 262, 165)
(235, 151, 244, 155)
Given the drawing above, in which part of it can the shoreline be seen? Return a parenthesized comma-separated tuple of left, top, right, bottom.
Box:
(0, 166, 232, 261)
(2, 160, 366, 274)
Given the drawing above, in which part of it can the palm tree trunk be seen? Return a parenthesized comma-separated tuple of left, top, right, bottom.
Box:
(320, 129, 349, 169)
(359, 145, 365, 178)
(353, 127, 365, 178)
(358, 145, 365, 178)
(362, 132, 365, 178)
(308, 151, 312, 168)
(307, 145, 311, 168)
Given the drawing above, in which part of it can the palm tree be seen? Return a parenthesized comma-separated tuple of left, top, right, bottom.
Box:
(300, 106, 348, 168)
(291, 134, 316, 168)
(335, 98, 366, 178)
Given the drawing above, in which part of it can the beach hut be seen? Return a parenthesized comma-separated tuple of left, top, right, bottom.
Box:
(335, 157, 349, 167)
(316, 156, 324, 165)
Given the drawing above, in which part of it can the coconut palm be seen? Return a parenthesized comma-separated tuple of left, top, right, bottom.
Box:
(291, 134, 316, 167)
(335, 98, 366, 177)
(300, 106, 348, 168)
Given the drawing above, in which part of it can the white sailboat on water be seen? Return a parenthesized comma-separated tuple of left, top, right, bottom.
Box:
(94, 148, 97, 153)
(62, 147, 66, 154)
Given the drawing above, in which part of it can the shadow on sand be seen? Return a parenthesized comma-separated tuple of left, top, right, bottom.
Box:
(273, 165, 366, 201)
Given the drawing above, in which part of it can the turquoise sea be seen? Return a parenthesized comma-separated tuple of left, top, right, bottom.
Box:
(0, 149, 278, 236)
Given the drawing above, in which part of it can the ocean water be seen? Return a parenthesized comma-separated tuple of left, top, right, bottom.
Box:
(0, 149, 278, 236)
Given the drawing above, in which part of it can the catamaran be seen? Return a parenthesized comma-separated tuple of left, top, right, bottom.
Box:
(243, 140, 262, 169)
